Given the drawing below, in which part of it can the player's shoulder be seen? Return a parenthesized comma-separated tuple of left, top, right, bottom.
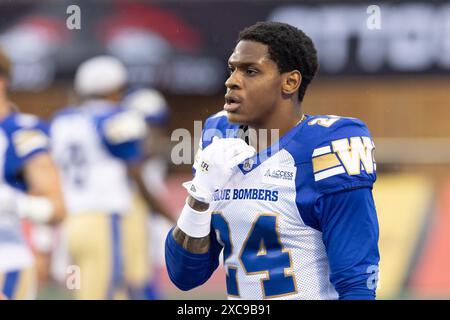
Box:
(290, 115, 370, 154)
(1, 112, 49, 136)
(1, 112, 50, 158)
(98, 106, 143, 126)
(202, 111, 240, 149)
(299, 114, 376, 192)
(285, 115, 372, 161)
(3, 112, 40, 128)
(98, 107, 147, 144)
(204, 110, 235, 131)
(304, 114, 372, 144)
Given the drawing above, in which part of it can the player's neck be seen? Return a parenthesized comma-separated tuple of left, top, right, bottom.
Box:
(248, 107, 304, 153)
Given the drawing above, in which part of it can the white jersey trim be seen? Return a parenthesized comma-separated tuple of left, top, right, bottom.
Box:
(314, 166, 346, 182)
(312, 146, 331, 157)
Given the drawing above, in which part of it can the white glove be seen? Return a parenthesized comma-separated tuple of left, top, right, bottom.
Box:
(183, 137, 256, 203)
(0, 184, 53, 223)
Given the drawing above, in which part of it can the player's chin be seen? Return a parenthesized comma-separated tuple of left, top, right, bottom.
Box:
(226, 111, 250, 125)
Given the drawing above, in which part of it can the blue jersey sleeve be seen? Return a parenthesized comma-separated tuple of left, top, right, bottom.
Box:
(310, 116, 376, 195)
(295, 116, 377, 229)
(2, 113, 50, 191)
(165, 227, 223, 291)
(315, 187, 380, 299)
(96, 110, 146, 162)
(292, 116, 379, 299)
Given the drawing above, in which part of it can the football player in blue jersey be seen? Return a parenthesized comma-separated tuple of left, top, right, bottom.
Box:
(0, 48, 66, 299)
(165, 21, 380, 300)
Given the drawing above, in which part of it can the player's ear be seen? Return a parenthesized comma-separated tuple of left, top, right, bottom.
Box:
(281, 70, 301, 96)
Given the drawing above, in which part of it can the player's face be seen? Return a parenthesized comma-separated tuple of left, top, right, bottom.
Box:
(225, 41, 282, 127)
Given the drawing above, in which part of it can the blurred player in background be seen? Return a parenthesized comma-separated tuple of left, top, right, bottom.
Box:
(50, 56, 173, 300)
(123, 88, 174, 299)
(165, 22, 380, 300)
(0, 48, 66, 299)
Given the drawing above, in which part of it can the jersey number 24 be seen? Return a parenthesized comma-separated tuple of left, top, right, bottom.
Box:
(212, 213, 297, 298)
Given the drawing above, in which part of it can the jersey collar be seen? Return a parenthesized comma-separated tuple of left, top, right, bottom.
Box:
(237, 115, 310, 175)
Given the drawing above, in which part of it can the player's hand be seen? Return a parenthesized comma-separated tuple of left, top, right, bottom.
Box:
(183, 137, 256, 203)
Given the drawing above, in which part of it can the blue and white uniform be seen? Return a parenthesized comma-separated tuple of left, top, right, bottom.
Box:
(166, 113, 380, 300)
(50, 102, 145, 215)
(50, 100, 146, 299)
(0, 112, 49, 299)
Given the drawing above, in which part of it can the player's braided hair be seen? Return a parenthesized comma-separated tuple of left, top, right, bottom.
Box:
(238, 21, 318, 102)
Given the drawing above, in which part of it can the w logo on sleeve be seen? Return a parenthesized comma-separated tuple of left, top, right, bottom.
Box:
(332, 137, 375, 175)
(312, 136, 376, 182)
